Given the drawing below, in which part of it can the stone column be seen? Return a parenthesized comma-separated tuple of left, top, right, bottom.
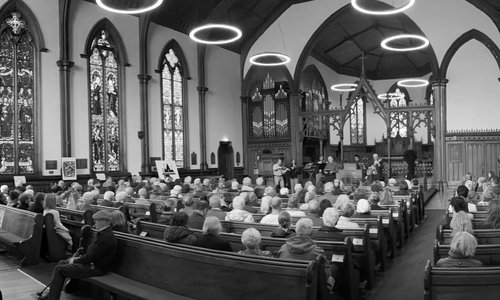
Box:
(432, 79, 448, 191)
(138, 74, 152, 173)
(241, 96, 250, 175)
(57, 59, 74, 157)
(289, 90, 302, 165)
(198, 86, 209, 172)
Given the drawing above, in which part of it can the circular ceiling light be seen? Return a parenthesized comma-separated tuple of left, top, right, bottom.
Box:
(96, 0, 164, 14)
(331, 83, 358, 92)
(397, 78, 429, 87)
(351, 0, 415, 15)
(189, 24, 242, 45)
(377, 93, 404, 100)
(249, 52, 291, 66)
(381, 34, 429, 52)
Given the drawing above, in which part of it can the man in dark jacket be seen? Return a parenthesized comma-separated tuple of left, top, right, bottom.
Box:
(163, 212, 197, 245)
(187, 202, 208, 230)
(39, 210, 117, 300)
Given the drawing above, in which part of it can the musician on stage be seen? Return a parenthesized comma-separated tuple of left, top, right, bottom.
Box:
(354, 154, 366, 181)
(286, 159, 301, 192)
(315, 156, 327, 184)
(324, 156, 340, 182)
(273, 159, 287, 190)
(371, 153, 384, 181)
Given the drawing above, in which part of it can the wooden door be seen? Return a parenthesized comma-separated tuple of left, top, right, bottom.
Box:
(447, 142, 465, 182)
(465, 142, 485, 179)
(485, 142, 500, 176)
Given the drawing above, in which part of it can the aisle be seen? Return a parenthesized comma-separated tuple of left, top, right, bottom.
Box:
(368, 192, 448, 300)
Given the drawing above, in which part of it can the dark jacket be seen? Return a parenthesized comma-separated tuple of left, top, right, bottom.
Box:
(187, 212, 205, 230)
(244, 205, 258, 214)
(435, 251, 483, 267)
(271, 227, 295, 238)
(311, 226, 344, 241)
(254, 187, 265, 199)
(28, 202, 44, 214)
(163, 226, 197, 245)
(306, 213, 324, 227)
(100, 199, 114, 207)
(371, 204, 384, 211)
(74, 226, 117, 272)
(278, 236, 325, 261)
(194, 233, 232, 252)
(206, 208, 226, 220)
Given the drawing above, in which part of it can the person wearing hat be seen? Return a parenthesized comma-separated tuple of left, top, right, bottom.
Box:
(353, 199, 372, 218)
(38, 210, 117, 300)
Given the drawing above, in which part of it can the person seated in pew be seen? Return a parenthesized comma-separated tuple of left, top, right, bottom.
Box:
(123, 187, 135, 203)
(393, 180, 410, 196)
(312, 208, 343, 241)
(238, 228, 272, 257)
(17, 192, 31, 210)
(476, 203, 500, 229)
(264, 186, 278, 198)
(287, 194, 306, 217)
(100, 191, 115, 207)
(379, 187, 395, 206)
(435, 231, 482, 267)
(305, 200, 324, 227)
(113, 191, 127, 208)
(163, 212, 197, 245)
(319, 199, 332, 217)
(44, 194, 73, 251)
(271, 211, 296, 238)
(38, 210, 117, 300)
(194, 216, 232, 252)
(228, 181, 239, 193)
(65, 191, 79, 211)
(77, 192, 95, 212)
(260, 197, 282, 225)
(448, 197, 473, 220)
(279, 187, 289, 199)
(347, 180, 360, 198)
(278, 218, 336, 292)
(299, 191, 317, 211)
(206, 195, 227, 220)
(450, 211, 474, 237)
(332, 179, 345, 196)
(260, 196, 272, 214)
(368, 193, 384, 211)
(187, 202, 208, 230)
(179, 194, 195, 216)
(476, 177, 487, 193)
(225, 196, 254, 223)
(491, 176, 500, 196)
(334, 195, 360, 229)
(456, 185, 477, 212)
(29, 192, 45, 214)
(240, 177, 254, 192)
(318, 182, 336, 204)
(110, 210, 129, 233)
(253, 177, 265, 199)
(134, 188, 149, 206)
(353, 199, 372, 218)
(240, 192, 258, 214)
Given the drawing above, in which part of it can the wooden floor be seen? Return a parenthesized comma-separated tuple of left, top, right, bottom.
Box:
(0, 253, 91, 300)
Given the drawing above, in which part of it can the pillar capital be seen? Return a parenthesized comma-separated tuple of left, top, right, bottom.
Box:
(137, 74, 152, 83)
(431, 78, 448, 87)
(197, 86, 209, 94)
(56, 59, 74, 71)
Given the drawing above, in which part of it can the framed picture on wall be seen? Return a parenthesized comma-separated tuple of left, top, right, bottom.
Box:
(62, 157, 77, 180)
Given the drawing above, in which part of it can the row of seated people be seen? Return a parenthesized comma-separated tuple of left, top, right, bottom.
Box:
(458, 171, 500, 204)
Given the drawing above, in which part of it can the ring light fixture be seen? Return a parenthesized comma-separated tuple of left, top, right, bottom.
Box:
(96, 0, 164, 14)
(189, 24, 242, 45)
(397, 78, 429, 88)
(249, 52, 291, 66)
(381, 34, 429, 51)
(351, 0, 416, 15)
(331, 83, 358, 92)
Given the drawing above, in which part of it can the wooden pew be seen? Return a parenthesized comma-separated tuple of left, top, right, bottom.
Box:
(123, 202, 158, 223)
(393, 196, 413, 236)
(0, 205, 43, 266)
(350, 216, 389, 272)
(379, 202, 405, 247)
(370, 209, 397, 258)
(135, 220, 360, 300)
(424, 260, 500, 300)
(436, 225, 500, 245)
(80, 226, 333, 300)
(433, 240, 500, 265)
(57, 207, 93, 226)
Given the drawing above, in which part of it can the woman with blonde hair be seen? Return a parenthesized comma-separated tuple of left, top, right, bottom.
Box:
(435, 231, 482, 267)
(44, 194, 73, 250)
(260, 196, 272, 214)
(450, 210, 474, 237)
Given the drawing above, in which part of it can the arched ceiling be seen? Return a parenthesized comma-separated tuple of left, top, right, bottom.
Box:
(310, 3, 436, 80)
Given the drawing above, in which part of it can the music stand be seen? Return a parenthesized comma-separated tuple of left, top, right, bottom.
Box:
(303, 163, 315, 182)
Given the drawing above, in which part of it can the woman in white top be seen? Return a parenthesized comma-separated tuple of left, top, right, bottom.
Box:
(44, 194, 73, 249)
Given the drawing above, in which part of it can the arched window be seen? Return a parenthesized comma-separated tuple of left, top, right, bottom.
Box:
(0, 8, 40, 175)
(387, 86, 410, 138)
(86, 21, 125, 172)
(350, 97, 365, 144)
(159, 41, 187, 168)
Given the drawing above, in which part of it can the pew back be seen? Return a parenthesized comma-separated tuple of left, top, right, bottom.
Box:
(434, 240, 500, 265)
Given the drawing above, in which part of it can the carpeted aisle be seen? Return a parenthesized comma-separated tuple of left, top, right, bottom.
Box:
(368, 209, 444, 300)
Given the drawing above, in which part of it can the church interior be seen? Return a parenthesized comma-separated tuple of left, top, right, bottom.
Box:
(0, 0, 500, 299)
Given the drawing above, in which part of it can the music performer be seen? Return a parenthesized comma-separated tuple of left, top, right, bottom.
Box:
(38, 210, 117, 300)
(354, 154, 366, 179)
(324, 156, 339, 182)
(273, 159, 287, 190)
(316, 156, 327, 184)
(371, 153, 384, 181)
(287, 159, 301, 192)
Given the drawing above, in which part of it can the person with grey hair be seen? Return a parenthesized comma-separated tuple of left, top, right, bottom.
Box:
(206, 195, 226, 220)
(334, 195, 360, 229)
(260, 196, 272, 214)
(225, 196, 254, 223)
(312, 208, 343, 240)
(78, 192, 96, 211)
(113, 191, 128, 208)
(435, 231, 482, 267)
(135, 188, 149, 205)
(254, 177, 265, 198)
(306, 199, 323, 227)
(241, 177, 254, 192)
(194, 217, 232, 252)
(240, 192, 258, 213)
(100, 191, 115, 207)
(318, 182, 336, 204)
(179, 194, 195, 216)
(260, 197, 282, 225)
(263, 186, 277, 198)
(287, 194, 306, 217)
(237, 228, 272, 257)
(368, 193, 384, 210)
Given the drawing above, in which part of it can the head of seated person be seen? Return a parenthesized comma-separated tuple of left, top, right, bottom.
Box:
(399, 180, 409, 191)
(111, 210, 127, 232)
(209, 195, 222, 209)
(352, 188, 369, 202)
(305, 191, 317, 203)
(269, 197, 282, 214)
(319, 199, 332, 216)
(279, 187, 289, 197)
(260, 196, 271, 214)
(456, 185, 469, 199)
(181, 183, 191, 194)
(449, 196, 469, 214)
(438, 231, 482, 267)
(182, 194, 194, 207)
(170, 211, 189, 227)
(308, 199, 320, 217)
(242, 177, 252, 187)
(324, 182, 334, 194)
(450, 210, 474, 236)
(322, 207, 340, 228)
(240, 227, 271, 257)
(193, 201, 209, 216)
(294, 183, 303, 193)
(103, 191, 115, 202)
(232, 196, 245, 211)
(296, 218, 314, 238)
(334, 195, 355, 218)
(371, 181, 383, 193)
(255, 177, 264, 187)
(264, 186, 277, 198)
(202, 216, 222, 236)
(356, 199, 371, 216)
(138, 188, 148, 199)
(294, 189, 307, 204)
(230, 181, 239, 191)
(92, 210, 113, 230)
(278, 210, 292, 230)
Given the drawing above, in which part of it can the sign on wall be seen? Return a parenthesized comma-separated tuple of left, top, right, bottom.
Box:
(62, 157, 77, 180)
(155, 160, 179, 181)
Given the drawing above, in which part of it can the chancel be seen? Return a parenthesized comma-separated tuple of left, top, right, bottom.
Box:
(0, 0, 500, 299)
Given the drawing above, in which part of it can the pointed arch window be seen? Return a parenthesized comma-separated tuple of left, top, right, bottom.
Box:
(87, 24, 124, 172)
(159, 41, 187, 168)
(350, 97, 365, 144)
(0, 10, 38, 175)
(388, 87, 409, 138)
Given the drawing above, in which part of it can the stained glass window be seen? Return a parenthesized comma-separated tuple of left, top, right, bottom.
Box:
(350, 97, 365, 144)
(389, 88, 408, 138)
(161, 46, 185, 167)
(0, 12, 35, 175)
(88, 29, 121, 172)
